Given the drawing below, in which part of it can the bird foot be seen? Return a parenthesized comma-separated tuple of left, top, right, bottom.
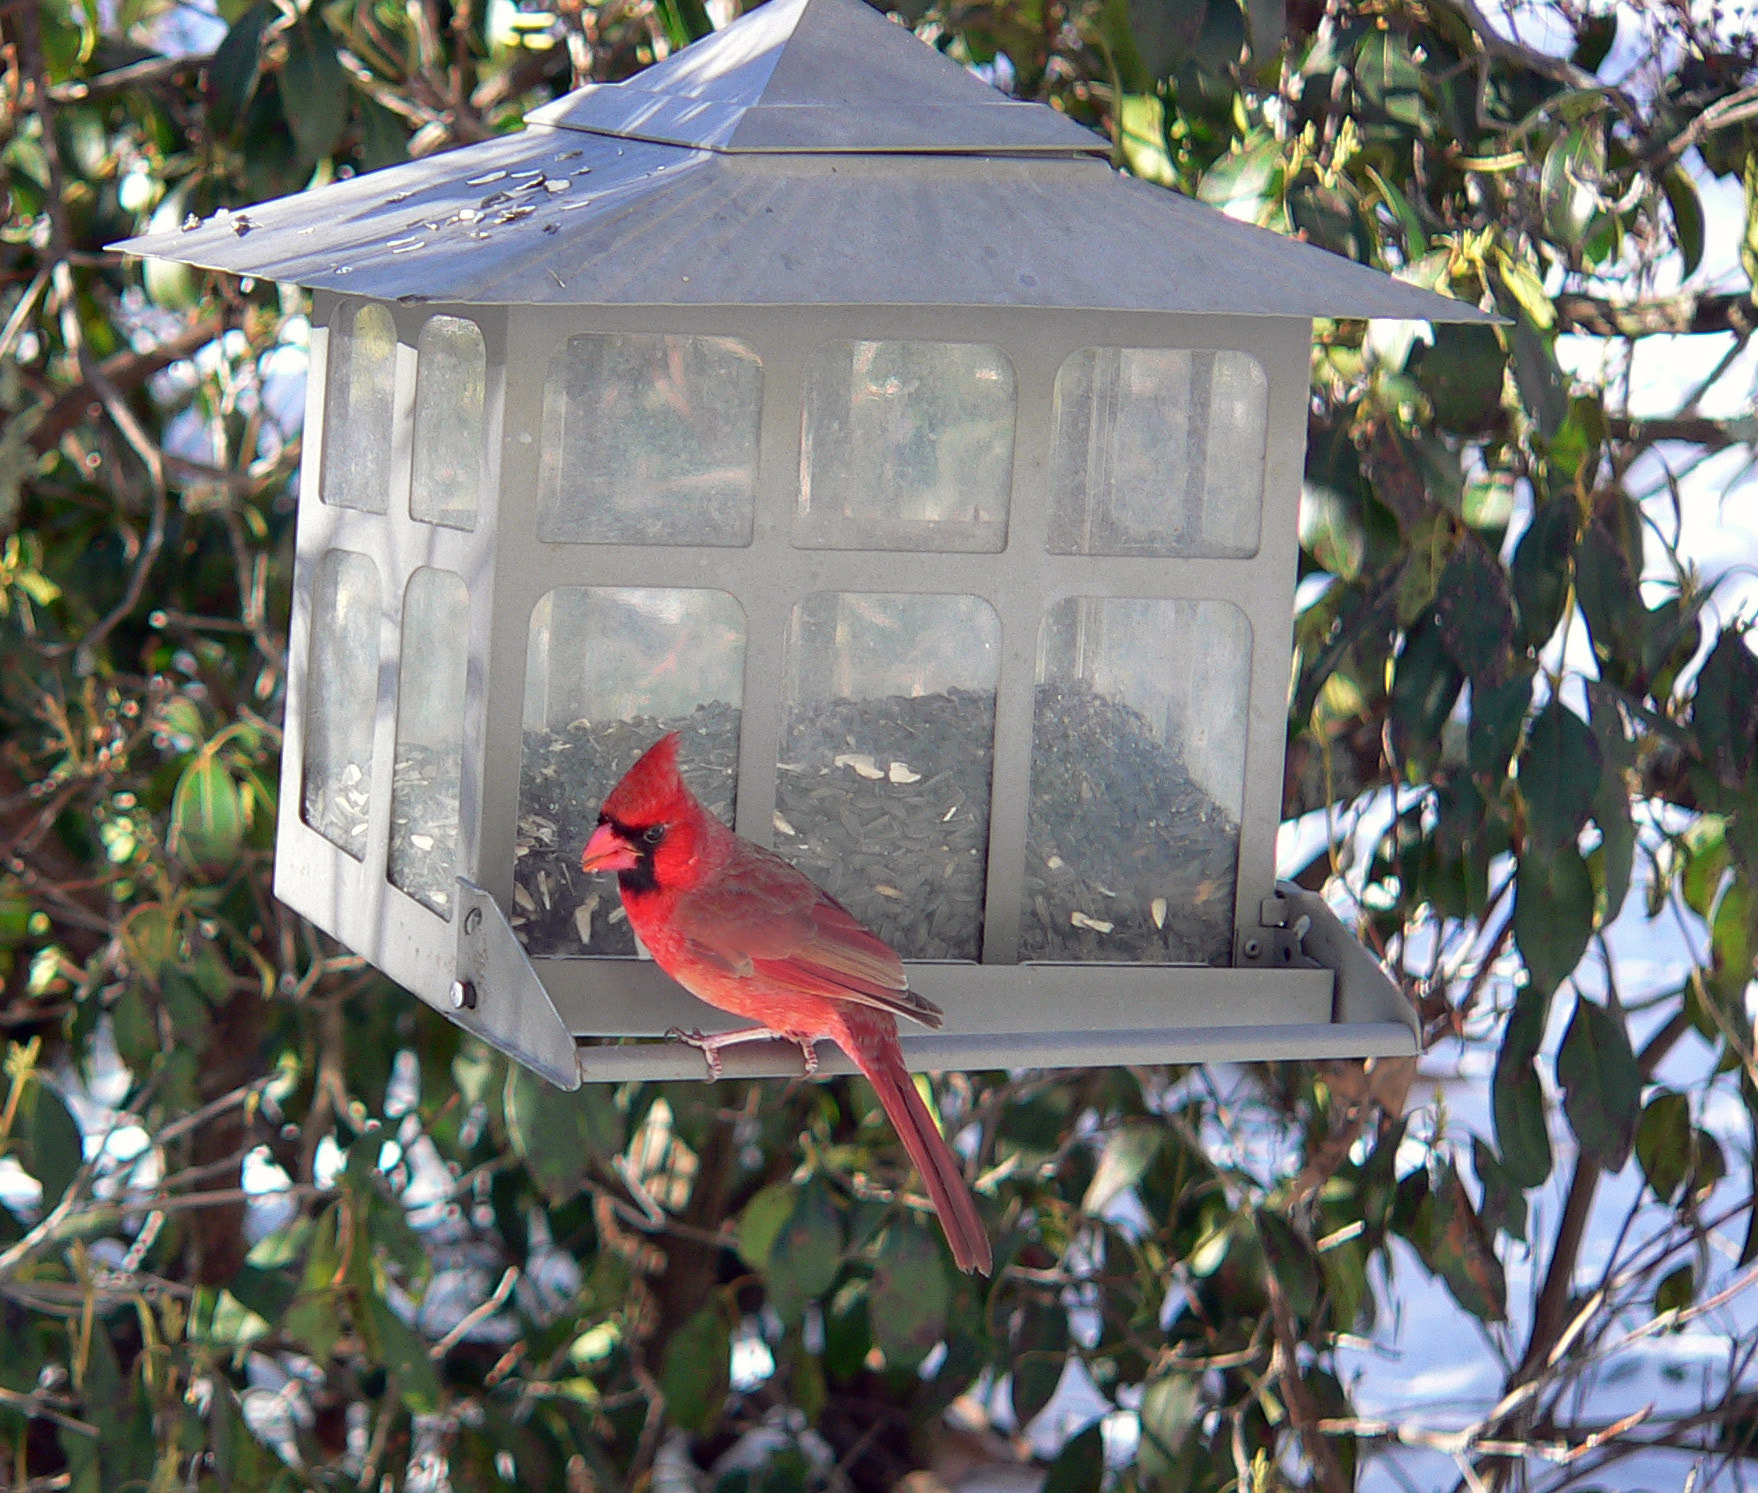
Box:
(797, 1038, 820, 1077)
(664, 1026, 724, 1081)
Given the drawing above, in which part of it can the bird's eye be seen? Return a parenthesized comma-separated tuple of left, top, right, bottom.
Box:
(642, 824, 666, 845)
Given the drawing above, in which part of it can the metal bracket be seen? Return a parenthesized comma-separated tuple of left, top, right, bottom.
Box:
(1268, 882, 1418, 1038)
(451, 878, 583, 1090)
(1235, 891, 1322, 970)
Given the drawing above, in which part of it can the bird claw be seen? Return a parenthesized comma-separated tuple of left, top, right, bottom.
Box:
(797, 1039, 820, 1077)
(664, 1026, 723, 1082)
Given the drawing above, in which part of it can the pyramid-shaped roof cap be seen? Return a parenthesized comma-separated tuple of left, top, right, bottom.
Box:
(526, 0, 1108, 154)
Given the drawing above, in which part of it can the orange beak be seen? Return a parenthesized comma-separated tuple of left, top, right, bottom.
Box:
(581, 823, 640, 875)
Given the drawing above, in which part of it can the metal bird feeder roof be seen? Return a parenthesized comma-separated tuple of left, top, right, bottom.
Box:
(117, 0, 1486, 1089)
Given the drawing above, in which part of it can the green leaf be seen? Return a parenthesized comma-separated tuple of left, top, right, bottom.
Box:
(735, 1182, 796, 1272)
(171, 754, 245, 867)
(1042, 1419, 1105, 1493)
(1463, 469, 1516, 530)
(1416, 1162, 1507, 1322)
(1558, 996, 1642, 1170)
(1509, 320, 1568, 438)
(1355, 30, 1426, 126)
(1521, 700, 1602, 858)
(1587, 686, 1635, 918)
(1138, 1374, 1202, 1483)
(1662, 165, 1705, 280)
(280, 19, 351, 166)
(355, 96, 409, 173)
(1636, 1089, 1691, 1205)
(1472, 1136, 1528, 1242)
(362, 1292, 441, 1413)
(765, 1178, 843, 1325)
(1256, 1209, 1321, 1320)
(1197, 133, 1285, 225)
(1414, 323, 1506, 433)
(1299, 481, 1367, 581)
(1572, 12, 1618, 71)
(1511, 498, 1576, 647)
(1691, 631, 1758, 790)
(1010, 1298, 1070, 1428)
(10, 1075, 83, 1209)
(1514, 842, 1595, 995)
(1435, 535, 1515, 681)
(1576, 520, 1641, 671)
(504, 1070, 624, 1205)
(1656, 1262, 1694, 1317)
(823, 1280, 872, 1384)
(1244, 0, 1284, 57)
(208, 1, 275, 138)
(869, 1220, 950, 1370)
(1469, 669, 1533, 776)
(1497, 991, 1554, 1188)
(1083, 1119, 1162, 1214)
(658, 1305, 730, 1434)
(1541, 125, 1603, 246)
(1391, 611, 1465, 755)
(1119, 94, 1177, 186)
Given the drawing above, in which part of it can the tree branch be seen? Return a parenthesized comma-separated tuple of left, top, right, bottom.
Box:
(1555, 291, 1758, 339)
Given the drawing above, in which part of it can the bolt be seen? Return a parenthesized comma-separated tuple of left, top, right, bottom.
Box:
(463, 907, 482, 936)
(450, 980, 477, 1011)
(1242, 937, 1263, 960)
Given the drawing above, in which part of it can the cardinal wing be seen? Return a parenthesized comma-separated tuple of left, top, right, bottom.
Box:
(674, 843, 943, 1030)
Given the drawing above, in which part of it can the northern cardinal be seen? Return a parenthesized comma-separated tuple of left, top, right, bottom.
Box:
(580, 732, 992, 1275)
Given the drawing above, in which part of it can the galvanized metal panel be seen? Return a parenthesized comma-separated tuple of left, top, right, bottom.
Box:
(113, 140, 1488, 322)
(576, 1021, 1418, 1082)
(528, 0, 1106, 155)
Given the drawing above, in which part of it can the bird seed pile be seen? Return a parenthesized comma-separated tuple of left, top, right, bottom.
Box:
(386, 742, 463, 915)
(772, 688, 996, 960)
(1021, 681, 1238, 964)
(512, 683, 1238, 966)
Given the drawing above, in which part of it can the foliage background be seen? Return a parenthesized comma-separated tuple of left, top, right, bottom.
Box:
(2, 0, 1758, 1488)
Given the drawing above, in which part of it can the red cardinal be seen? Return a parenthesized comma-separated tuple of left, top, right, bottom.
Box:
(580, 732, 992, 1275)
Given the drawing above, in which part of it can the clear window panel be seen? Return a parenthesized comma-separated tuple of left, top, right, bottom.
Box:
(302, 550, 382, 858)
(796, 341, 1013, 553)
(780, 593, 1000, 959)
(409, 316, 486, 530)
(387, 569, 470, 917)
(1023, 598, 1250, 963)
(1048, 348, 1266, 558)
(518, 586, 745, 956)
(538, 334, 761, 546)
(320, 302, 398, 515)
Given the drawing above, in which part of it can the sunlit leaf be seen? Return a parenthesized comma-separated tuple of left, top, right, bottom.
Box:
(1083, 1119, 1162, 1214)
(1138, 1373, 1202, 1482)
(171, 755, 245, 867)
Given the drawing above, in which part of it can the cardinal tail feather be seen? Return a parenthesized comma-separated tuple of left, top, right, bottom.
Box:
(850, 1030, 992, 1276)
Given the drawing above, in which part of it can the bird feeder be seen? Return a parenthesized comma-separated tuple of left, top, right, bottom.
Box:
(116, 0, 1486, 1090)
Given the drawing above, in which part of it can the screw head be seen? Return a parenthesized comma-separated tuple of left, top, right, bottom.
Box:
(463, 907, 482, 936)
(1242, 937, 1263, 960)
(450, 980, 477, 1011)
